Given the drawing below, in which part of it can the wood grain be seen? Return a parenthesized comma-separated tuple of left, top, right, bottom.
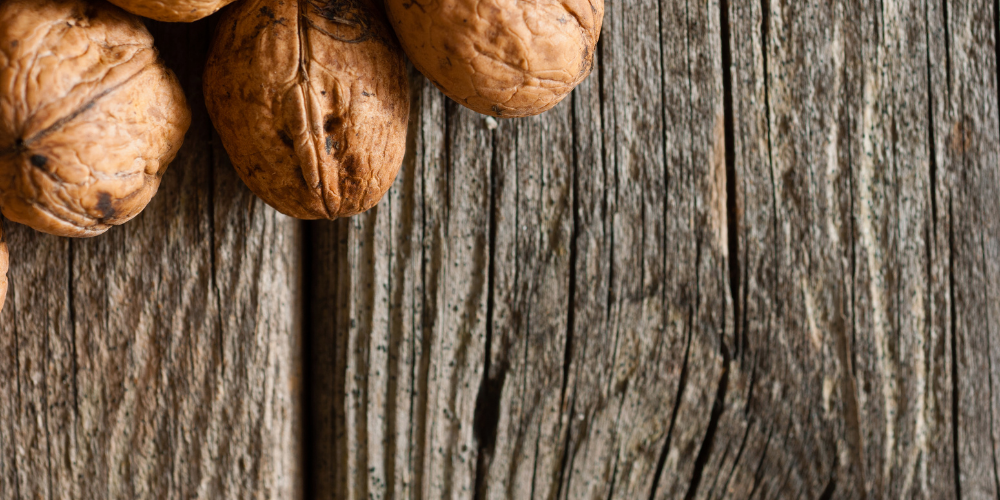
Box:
(1, 0, 998, 498)
(306, 0, 1000, 498)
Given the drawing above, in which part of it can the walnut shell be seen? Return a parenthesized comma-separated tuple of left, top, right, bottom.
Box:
(0, 0, 191, 238)
(106, 0, 238, 22)
(204, 0, 410, 220)
(0, 221, 7, 314)
(386, 0, 603, 117)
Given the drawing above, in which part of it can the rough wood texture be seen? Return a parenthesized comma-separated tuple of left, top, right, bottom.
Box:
(2, 0, 999, 498)
(0, 20, 302, 499)
(305, 0, 1000, 498)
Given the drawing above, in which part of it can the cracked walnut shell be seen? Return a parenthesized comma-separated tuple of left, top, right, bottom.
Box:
(0, 0, 191, 237)
(386, 0, 603, 117)
(106, 0, 239, 23)
(204, 0, 410, 220)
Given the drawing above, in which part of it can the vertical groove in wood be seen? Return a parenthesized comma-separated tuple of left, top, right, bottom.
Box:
(943, 0, 1000, 496)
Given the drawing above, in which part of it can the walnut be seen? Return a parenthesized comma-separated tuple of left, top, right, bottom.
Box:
(386, 0, 603, 117)
(106, 0, 237, 22)
(0, 0, 191, 237)
(204, 0, 410, 220)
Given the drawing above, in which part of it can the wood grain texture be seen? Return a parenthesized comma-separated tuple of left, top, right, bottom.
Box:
(1, 0, 998, 498)
(0, 19, 302, 500)
(306, 0, 1000, 498)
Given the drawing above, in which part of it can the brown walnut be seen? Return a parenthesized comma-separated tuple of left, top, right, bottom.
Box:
(386, 0, 603, 117)
(0, 0, 191, 237)
(204, 0, 410, 220)
(106, 0, 238, 23)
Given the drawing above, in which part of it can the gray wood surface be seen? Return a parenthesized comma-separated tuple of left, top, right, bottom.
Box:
(306, 0, 1000, 498)
(1, 0, 999, 498)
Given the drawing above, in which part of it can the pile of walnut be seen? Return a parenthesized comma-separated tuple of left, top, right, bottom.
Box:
(0, 0, 603, 312)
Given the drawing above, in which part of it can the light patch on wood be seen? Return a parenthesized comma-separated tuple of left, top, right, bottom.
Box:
(903, 264, 930, 498)
(825, 21, 843, 250)
(823, 376, 836, 416)
(860, 73, 897, 483)
(801, 275, 824, 352)
(949, 119, 970, 155)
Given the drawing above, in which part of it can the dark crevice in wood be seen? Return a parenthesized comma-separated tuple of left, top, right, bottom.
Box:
(605, 455, 619, 500)
(818, 475, 837, 500)
(721, 416, 754, 495)
(599, 28, 615, 338)
(67, 238, 79, 421)
(413, 92, 435, 500)
(384, 194, 397, 500)
(10, 281, 22, 500)
(528, 419, 543, 500)
(556, 89, 580, 500)
(925, 0, 939, 232)
(744, 344, 758, 418)
(683, 344, 731, 500)
(721, 354, 761, 496)
(745, 421, 774, 500)
(705, 437, 734, 499)
(981, 235, 1000, 499)
(720, 0, 740, 359)
(647, 298, 695, 500)
(209, 128, 224, 381)
(554, 402, 575, 500)
(924, 10, 939, 460)
(834, 36, 866, 489)
(562, 92, 579, 418)
(942, 0, 951, 96)
(301, 222, 319, 500)
(472, 124, 503, 500)
(759, 0, 780, 355)
(842, 9, 865, 493)
(647, 0, 695, 490)
(43, 259, 53, 500)
(443, 102, 454, 218)
(949, 195, 962, 500)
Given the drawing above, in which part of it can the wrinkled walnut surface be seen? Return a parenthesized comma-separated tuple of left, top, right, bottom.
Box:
(0, 221, 7, 314)
(0, 0, 191, 237)
(205, 0, 410, 220)
(386, 0, 603, 117)
(106, 0, 238, 22)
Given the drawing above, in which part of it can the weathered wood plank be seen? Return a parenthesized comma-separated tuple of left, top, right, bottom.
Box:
(5, 0, 998, 497)
(940, 0, 1000, 496)
(477, 92, 574, 498)
(0, 19, 302, 500)
(302, 0, 1000, 497)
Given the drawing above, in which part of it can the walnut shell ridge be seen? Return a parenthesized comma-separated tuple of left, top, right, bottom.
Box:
(386, 0, 603, 117)
(106, 0, 238, 22)
(0, 0, 191, 238)
(205, 0, 410, 220)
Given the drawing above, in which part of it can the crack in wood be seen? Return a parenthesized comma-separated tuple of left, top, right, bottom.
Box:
(647, 302, 694, 500)
(720, 0, 741, 362)
(683, 344, 731, 500)
(949, 194, 962, 500)
(472, 122, 502, 500)
(981, 234, 1000, 500)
